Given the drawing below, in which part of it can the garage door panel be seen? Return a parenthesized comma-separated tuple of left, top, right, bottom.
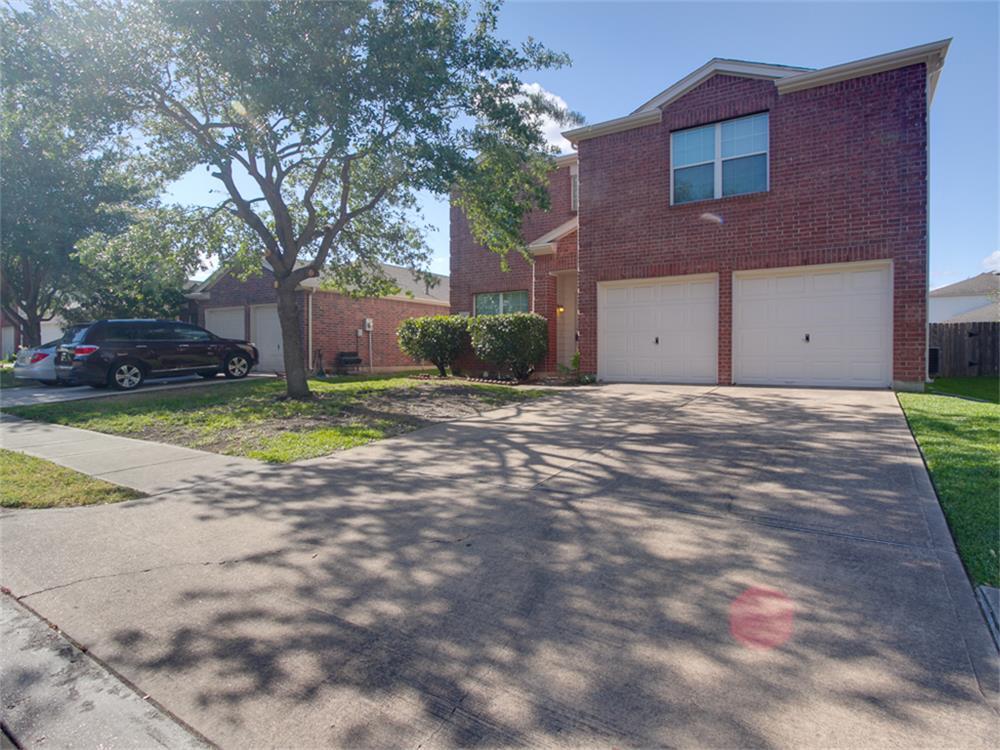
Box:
(252, 305, 284, 372)
(734, 264, 891, 388)
(599, 275, 718, 384)
(205, 307, 246, 341)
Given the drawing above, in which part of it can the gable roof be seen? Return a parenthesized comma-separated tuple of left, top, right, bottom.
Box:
(631, 59, 810, 114)
(527, 217, 579, 256)
(190, 261, 449, 305)
(942, 300, 999, 324)
(564, 39, 950, 145)
(929, 272, 999, 298)
(302, 263, 449, 305)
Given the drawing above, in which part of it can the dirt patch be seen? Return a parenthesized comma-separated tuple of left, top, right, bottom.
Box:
(343, 384, 514, 423)
(116, 383, 533, 458)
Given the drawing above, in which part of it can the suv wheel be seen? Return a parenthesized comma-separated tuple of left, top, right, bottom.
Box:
(224, 352, 251, 379)
(109, 361, 145, 391)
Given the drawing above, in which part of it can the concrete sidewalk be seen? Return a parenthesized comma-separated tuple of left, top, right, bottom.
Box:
(1, 595, 209, 749)
(0, 415, 260, 495)
(0, 373, 275, 408)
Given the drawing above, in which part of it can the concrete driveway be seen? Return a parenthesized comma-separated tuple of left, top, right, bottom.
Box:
(1, 385, 996, 747)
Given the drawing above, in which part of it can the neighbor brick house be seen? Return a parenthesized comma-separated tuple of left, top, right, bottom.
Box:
(189, 264, 449, 373)
(451, 40, 950, 389)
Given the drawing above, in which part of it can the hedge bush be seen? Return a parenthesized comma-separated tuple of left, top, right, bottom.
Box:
(467, 312, 547, 380)
(396, 315, 469, 376)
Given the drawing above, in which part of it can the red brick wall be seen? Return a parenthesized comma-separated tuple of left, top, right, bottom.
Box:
(309, 294, 448, 371)
(575, 66, 928, 383)
(449, 163, 577, 316)
(197, 269, 448, 371)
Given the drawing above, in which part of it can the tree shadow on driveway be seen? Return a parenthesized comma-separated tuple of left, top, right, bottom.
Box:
(3, 385, 997, 747)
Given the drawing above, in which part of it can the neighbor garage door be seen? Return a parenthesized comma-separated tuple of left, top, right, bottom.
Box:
(251, 305, 284, 373)
(733, 262, 892, 388)
(598, 274, 718, 383)
(204, 307, 246, 341)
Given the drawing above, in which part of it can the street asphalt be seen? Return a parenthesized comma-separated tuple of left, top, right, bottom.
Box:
(0, 384, 997, 747)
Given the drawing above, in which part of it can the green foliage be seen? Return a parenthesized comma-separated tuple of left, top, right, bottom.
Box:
(397, 316, 470, 376)
(1, 449, 143, 508)
(926, 377, 999, 404)
(5, 375, 546, 464)
(67, 207, 211, 323)
(467, 312, 548, 380)
(0, 4, 153, 345)
(26, 0, 577, 397)
(898, 392, 999, 586)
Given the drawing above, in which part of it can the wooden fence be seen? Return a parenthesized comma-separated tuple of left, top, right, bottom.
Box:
(928, 322, 999, 378)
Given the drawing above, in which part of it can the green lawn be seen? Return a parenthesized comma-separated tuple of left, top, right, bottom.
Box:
(0, 363, 21, 389)
(0, 449, 144, 508)
(4, 374, 546, 463)
(926, 376, 999, 404)
(898, 389, 999, 586)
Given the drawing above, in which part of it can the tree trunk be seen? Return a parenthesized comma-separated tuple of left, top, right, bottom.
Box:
(275, 280, 311, 399)
(22, 313, 42, 349)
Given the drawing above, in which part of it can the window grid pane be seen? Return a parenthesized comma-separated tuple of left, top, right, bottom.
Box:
(722, 153, 767, 197)
(502, 291, 529, 313)
(721, 113, 768, 158)
(671, 124, 715, 167)
(475, 293, 501, 316)
(673, 163, 715, 204)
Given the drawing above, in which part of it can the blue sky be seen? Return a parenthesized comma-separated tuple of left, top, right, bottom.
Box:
(168, 1, 999, 287)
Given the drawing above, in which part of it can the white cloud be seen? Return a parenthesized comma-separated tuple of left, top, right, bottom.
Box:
(520, 82, 574, 155)
(982, 250, 1000, 272)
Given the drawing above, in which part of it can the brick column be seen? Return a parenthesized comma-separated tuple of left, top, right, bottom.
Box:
(717, 268, 732, 385)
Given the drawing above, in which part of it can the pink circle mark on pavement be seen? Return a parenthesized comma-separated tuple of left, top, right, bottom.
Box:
(729, 586, 795, 650)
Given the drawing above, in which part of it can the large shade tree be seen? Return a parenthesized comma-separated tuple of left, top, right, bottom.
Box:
(43, 0, 577, 397)
(0, 5, 149, 347)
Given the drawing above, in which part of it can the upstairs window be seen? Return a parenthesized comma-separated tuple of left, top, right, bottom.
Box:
(474, 290, 529, 316)
(671, 112, 769, 204)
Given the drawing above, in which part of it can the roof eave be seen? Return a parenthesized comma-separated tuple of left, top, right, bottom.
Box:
(775, 38, 951, 103)
(631, 59, 810, 114)
(563, 110, 662, 145)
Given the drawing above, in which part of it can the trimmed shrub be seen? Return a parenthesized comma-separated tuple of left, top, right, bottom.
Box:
(467, 312, 548, 380)
(397, 315, 469, 376)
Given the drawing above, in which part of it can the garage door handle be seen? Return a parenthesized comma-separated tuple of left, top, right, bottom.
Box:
(655, 336, 659, 345)
(804, 333, 810, 343)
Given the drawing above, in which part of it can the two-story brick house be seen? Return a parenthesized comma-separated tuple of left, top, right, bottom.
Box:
(450, 40, 949, 389)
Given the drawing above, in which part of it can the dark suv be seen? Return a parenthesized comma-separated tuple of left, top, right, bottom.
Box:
(56, 320, 259, 391)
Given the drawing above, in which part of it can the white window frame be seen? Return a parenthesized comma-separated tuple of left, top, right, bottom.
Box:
(670, 112, 769, 206)
(474, 290, 529, 316)
(570, 164, 580, 212)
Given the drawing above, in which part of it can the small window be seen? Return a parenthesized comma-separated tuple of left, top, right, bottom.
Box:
(570, 164, 579, 212)
(474, 290, 529, 315)
(102, 322, 147, 341)
(174, 324, 214, 342)
(671, 112, 769, 204)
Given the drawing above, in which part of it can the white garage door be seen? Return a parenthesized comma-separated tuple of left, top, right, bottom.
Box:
(204, 307, 246, 341)
(251, 305, 284, 373)
(598, 274, 718, 383)
(1, 326, 14, 358)
(40, 321, 64, 344)
(733, 262, 892, 388)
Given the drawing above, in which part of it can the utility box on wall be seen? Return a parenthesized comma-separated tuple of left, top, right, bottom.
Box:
(363, 318, 373, 332)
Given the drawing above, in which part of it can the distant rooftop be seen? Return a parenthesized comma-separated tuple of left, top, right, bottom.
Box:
(930, 272, 999, 298)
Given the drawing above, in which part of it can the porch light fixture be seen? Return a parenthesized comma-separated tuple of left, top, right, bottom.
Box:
(556, 304, 566, 314)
